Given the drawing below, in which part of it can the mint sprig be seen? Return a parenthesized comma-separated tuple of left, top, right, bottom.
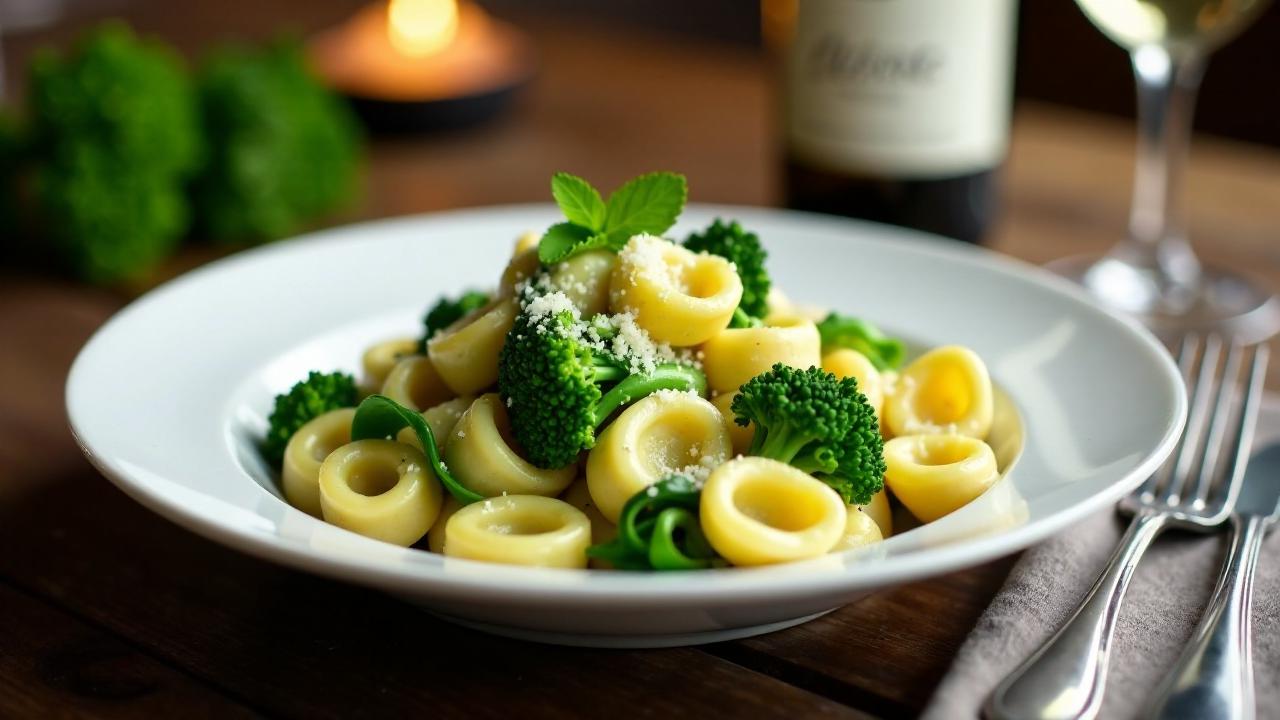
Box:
(538, 171, 688, 264)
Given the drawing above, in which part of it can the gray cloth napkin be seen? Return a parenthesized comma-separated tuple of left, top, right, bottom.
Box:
(923, 403, 1280, 720)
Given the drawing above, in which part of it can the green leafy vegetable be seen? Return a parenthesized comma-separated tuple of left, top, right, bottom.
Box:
(498, 305, 707, 469)
(24, 22, 202, 283)
(350, 394, 485, 505)
(816, 313, 906, 371)
(732, 363, 884, 505)
(417, 289, 491, 353)
(191, 38, 361, 244)
(550, 172, 606, 229)
(684, 218, 770, 327)
(538, 171, 688, 264)
(586, 475, 721, 570)
(264, 371, 358, 465)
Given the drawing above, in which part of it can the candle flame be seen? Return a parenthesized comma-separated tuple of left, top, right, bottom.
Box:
(387, 0, 459, 57)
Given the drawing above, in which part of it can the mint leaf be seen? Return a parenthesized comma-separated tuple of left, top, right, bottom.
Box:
(604, 172, 687, 237)
(551, 172, 606, 230)
(538, 221, 595, 264)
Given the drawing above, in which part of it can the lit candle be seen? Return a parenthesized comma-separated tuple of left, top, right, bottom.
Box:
(308, 0, 533, 130)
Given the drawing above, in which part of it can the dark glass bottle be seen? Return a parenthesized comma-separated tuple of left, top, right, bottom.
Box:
(767, 0, 1018, 244)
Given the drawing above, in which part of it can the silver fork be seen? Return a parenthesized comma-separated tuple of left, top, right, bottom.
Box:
(986, 335, 1269, 720)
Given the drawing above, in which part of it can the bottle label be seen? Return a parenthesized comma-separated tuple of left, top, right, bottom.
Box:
(784, 0, 1016, 178)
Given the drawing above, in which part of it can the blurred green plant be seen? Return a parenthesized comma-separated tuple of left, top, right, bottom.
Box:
(191, 39, 361, 244)
(25, 22, 203, 283)
(0, 110, 21, 239)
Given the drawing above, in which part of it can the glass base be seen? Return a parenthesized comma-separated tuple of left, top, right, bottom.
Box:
(1047, 253, 1280, 344)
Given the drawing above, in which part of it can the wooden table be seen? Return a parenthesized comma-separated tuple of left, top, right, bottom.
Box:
(4, 3, 1280, 717)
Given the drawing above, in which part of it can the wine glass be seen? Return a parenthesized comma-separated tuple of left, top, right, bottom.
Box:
(1050, 0, 1280, 341)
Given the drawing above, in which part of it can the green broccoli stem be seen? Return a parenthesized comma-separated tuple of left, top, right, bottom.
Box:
(592, 364, 708, 427)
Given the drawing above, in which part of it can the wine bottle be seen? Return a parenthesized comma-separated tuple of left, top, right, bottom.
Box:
(767, 0, 1018, 244)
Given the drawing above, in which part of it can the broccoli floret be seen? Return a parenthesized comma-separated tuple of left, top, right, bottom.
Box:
(191, 39, 360, 243)
(417, 289, 491, 353)
(732, 363, 884, 505)
(498, 301, 707, 469)
(816, 313, 906, 371)
(684, 219, 770, 327)
(25, 23, 202, 283)
(264, 371, 358, 465)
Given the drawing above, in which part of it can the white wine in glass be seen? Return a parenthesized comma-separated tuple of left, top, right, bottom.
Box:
(1050, 0, 1280, 340)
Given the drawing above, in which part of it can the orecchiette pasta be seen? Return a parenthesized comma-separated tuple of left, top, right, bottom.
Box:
(282, 407, 355, 517)
(708, 391, 753, 456)
(822, 348, 884, 418)
(561, 477, 616, 546)
(318, 439, 443, 546)
(443, 394, 577, 497)
(547, 249, 616, 317)
(444, 495, 591, 568)
(427, 496, 461, 553)
(701, 314, 822, 394)
(883, 434, 999, 523)
(609, 234, 742, 346)
(884, 345, 993, 439)
(499, 247, 541, 298)
(700, 457, 847, 566)
(361, 337, 418, 393)
(513, 230, 540, 255)
(427, 297, 518, 395)
(396, 396, 474, 453)
(587, 391, 731, 523)
(380, 355, 454, 412)
(832, 505, 883, 552)
(860, 488, 893, 538)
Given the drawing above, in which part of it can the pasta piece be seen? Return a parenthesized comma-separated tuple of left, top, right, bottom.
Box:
(860, 487, 893, 538)
(396, 396, 473, 453)
(318, 439, 443, 546)
(282, 407, 355, 517)
(444, 495, 591, 568)
(547, 249, 616, 317)
(380, 355, 453, 411)
(561, 477, 616, 547)
(499, 247, 541, 298)
(700, 457, 847, 566)
(709, 391, 753, 456)
(883, 434, 999, 523)
(443, 394, 577, 497)
(701, 314, 822, 394)
(609, 234, 742, 346)
(427, 496, 461, 553)
(360, 337, 417, 393)
(513, 230, 540, 255)
(587, 391, 731, 523)
(823, 348, 884, 420)
(427, 297, 518, 395)
(884, 345, 993, 439)
(832, 505, 884, 552)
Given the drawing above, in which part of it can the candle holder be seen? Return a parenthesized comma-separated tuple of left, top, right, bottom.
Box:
(308, 0, 534, 133)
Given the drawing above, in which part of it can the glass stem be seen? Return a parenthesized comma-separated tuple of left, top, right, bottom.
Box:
(1120, 44, 1206, 289)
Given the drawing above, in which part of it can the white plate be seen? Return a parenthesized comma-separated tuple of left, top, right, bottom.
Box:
(66, 205, 1186, 647)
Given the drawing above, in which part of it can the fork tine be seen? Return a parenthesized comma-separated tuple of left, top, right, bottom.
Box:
(1206, 343, 1269, 511)
(1184, 341, 1243, 507)
(1139, 334, 1204, 500)
(1157, 334, 1222, 504)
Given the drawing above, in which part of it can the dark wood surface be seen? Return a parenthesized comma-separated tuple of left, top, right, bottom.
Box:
(4, 2, 1280, 718)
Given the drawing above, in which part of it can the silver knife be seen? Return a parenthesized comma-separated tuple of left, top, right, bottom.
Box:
(1146, 442, 1280, 720)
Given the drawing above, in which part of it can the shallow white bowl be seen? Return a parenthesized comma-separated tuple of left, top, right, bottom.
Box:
(67, 205, 1186, 647)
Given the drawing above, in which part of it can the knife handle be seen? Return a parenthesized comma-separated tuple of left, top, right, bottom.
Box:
(1147, 514, 1267, 720)
(986, 512, 1167, 720)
